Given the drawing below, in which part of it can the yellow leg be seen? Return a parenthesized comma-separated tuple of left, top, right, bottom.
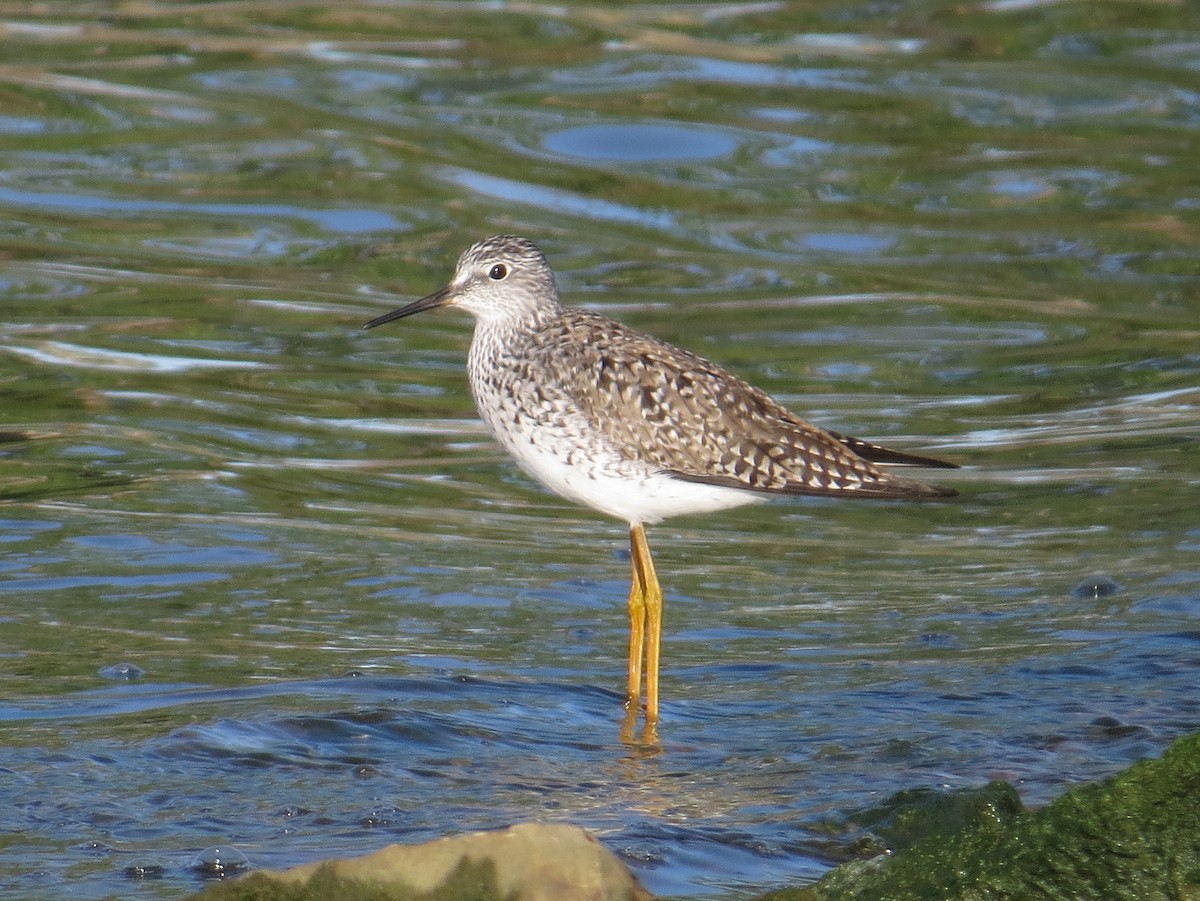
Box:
(629, 523, 663, 725)
(626, 531, 646, 711)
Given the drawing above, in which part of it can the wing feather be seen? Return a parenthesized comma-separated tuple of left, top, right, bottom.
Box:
(534, 309, 955, 500)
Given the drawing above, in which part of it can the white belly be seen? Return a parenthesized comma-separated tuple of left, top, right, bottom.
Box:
(485, 407, 764, 526)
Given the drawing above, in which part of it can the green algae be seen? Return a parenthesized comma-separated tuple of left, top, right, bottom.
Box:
(763, 730, 1200, 901)
(836, 780, 1024, 859)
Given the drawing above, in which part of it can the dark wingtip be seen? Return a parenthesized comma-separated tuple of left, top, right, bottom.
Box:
(828, 431, 960, 470)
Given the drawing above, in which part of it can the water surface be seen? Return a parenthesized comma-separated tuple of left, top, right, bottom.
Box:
(1, 2, 1199, 899)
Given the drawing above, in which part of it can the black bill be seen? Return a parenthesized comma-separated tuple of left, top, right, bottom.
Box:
(363, 285, 453, 329)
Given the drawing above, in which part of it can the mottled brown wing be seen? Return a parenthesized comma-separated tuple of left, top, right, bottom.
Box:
(541, 309, 955, 500)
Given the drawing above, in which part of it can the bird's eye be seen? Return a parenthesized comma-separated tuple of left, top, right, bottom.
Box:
(488, 263, 508, 280)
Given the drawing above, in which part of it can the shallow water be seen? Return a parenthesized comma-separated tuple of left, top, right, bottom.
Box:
(2, 2, 1199, 898)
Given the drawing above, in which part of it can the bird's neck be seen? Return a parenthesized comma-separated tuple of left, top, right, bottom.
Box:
(468, 308, 534, 371)
(472, 302, 560, 342)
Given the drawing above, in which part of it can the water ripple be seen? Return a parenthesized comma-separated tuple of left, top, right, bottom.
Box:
(0, 186, 402, 234)
(3, 341, 273, 373)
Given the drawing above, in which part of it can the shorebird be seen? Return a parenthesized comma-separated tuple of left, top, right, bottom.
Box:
(365, 235, 957, 729)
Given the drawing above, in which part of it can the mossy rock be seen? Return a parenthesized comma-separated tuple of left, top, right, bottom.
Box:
(824, 780, 1024, 860)
(761, 731, 1200, 900)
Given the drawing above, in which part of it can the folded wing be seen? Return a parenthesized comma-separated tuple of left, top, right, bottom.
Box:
(543, 310, 957, 501)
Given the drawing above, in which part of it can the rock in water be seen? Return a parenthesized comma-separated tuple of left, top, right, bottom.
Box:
(189, 822, 653, 901)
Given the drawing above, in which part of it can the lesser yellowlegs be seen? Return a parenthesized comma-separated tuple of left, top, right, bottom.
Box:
(365, 236, 957, 729)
